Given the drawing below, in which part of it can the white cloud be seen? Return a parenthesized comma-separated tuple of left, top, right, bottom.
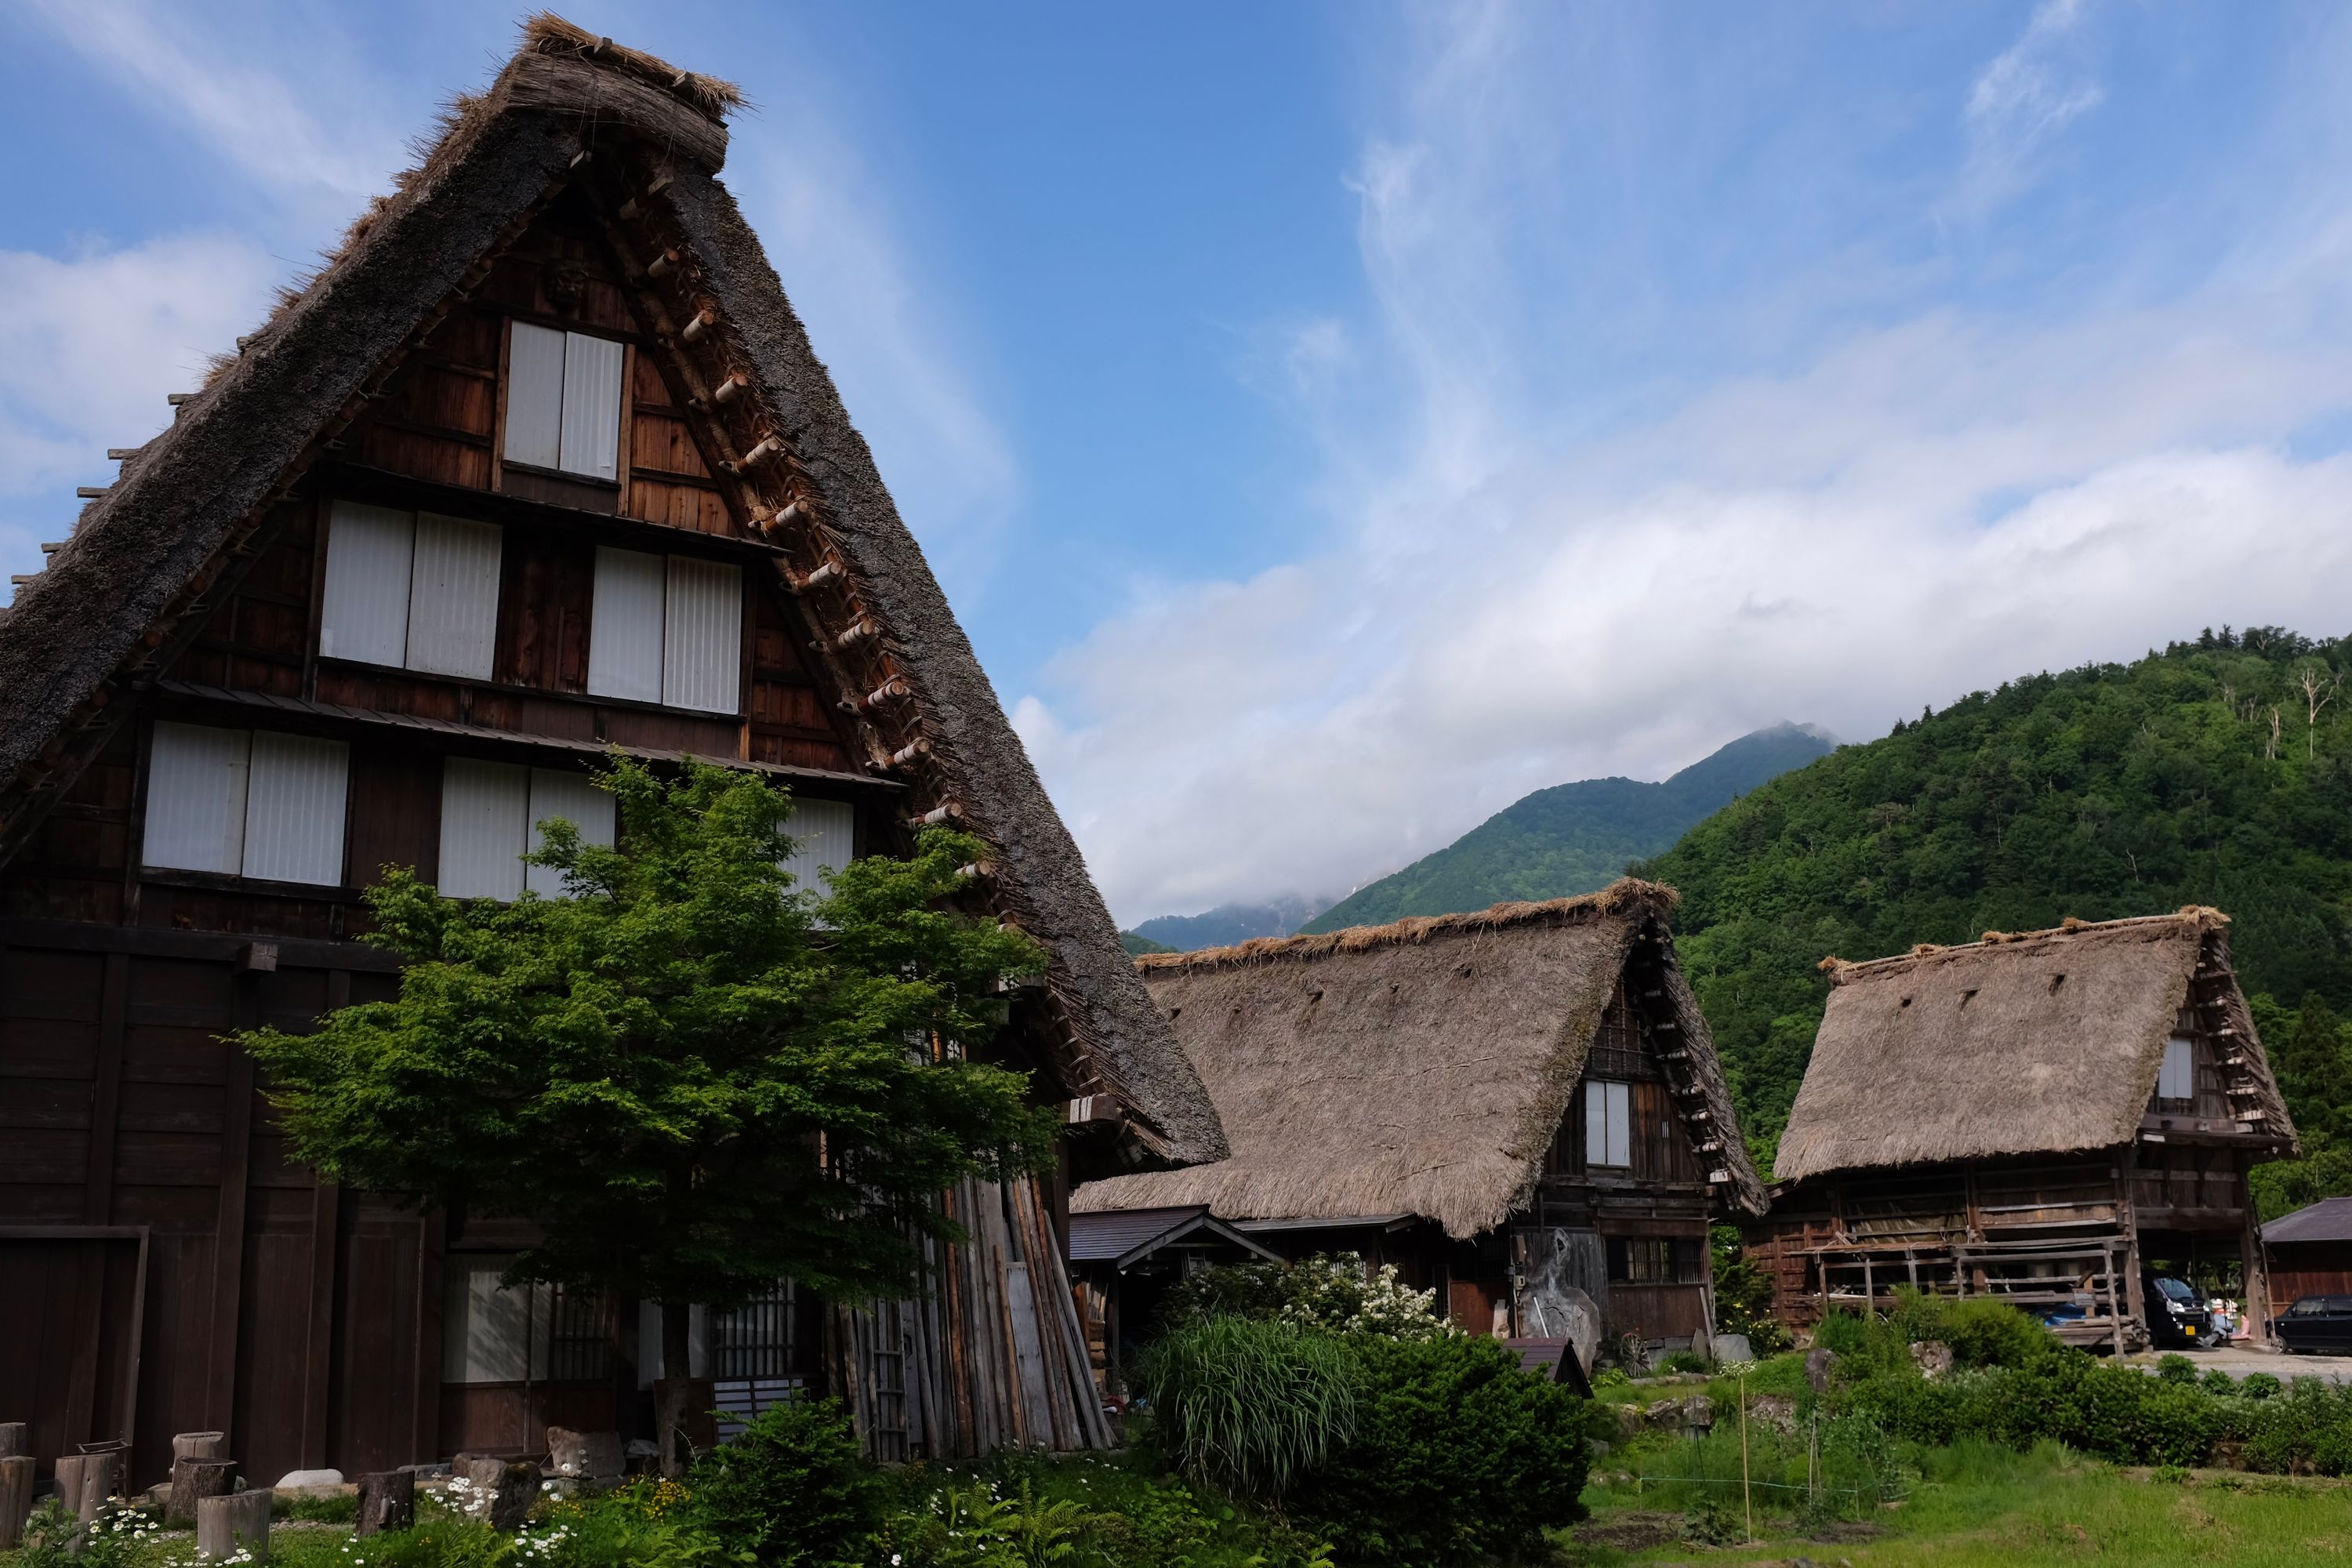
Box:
(0, 233, 284, 589)
(1017, 3, 2352, 928)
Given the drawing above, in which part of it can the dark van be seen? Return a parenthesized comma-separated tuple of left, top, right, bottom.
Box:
(2274, 1295, 2352, 1355)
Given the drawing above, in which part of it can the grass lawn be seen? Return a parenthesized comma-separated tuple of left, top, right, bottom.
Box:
(1565, 1439, 2352, 1566)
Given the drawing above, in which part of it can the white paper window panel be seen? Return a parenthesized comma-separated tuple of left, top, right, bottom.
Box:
(588, 546, 666, 702)
(405, 513, 503, 680)
(558, 332, 625, 481)
(782, 797, 857, 898)
(143, 722, 250, 876)
(439, 758, 531, 901)
(318, 500, 414, 666)
(241, 732, 350, 886)
(2160, 1036, 2195, 1100)
(442, 1256, 549, 1384)
(1585, 1080, 1632, 1168)
(524, 768, 618, 899)
(662, 557, 742, 713)
(503, 321, 567, 470)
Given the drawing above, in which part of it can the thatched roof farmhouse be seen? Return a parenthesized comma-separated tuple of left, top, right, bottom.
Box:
(1076, 880, 1763, 1357)
(1751, 909, 2297, 1349)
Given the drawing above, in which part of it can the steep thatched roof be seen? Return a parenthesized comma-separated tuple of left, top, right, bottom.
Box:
(1073, 880, 1766, 1238)
(1774, 909, 2296, 1184)
(0, 18, 1223, 1166)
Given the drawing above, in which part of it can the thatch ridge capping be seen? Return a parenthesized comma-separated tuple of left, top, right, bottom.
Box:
(1135, 878, 1679, 972)
(520, 12, 745, 121)
(1821, 907, 2232, 987)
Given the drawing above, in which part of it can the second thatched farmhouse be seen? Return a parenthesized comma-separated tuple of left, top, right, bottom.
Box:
(1073, 880, 1766, 1377)
(1747, 909, 2296, 1350)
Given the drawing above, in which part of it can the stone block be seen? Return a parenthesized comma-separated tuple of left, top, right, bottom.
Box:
(1804, 1346, 1839, 1392)
(355, 1472, 414, 1538)
(546, 1429, 623, 1481)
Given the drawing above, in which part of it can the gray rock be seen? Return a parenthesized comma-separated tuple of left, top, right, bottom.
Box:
(1710, 1332, 1755, 1364)
(1911, 1341, 1955, 1380)
(1805, 1346, 1839, 1391)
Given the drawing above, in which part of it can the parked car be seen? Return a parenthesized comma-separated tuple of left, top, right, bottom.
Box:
(2273, 1294, 2352, 1355)
(2143, 1273, 2219, 1348)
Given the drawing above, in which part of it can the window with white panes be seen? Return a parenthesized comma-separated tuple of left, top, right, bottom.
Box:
(143, 721, 350, 886)
(504, 321, 625, 482)
(586, 546, 743, 714)
(1584, 1080, 1632, 1169)
(780, 797, 856, 900)
(437, 759, 618, 902)
(2158, 1035, 2196, 1105)
(318, 500, 503, 680)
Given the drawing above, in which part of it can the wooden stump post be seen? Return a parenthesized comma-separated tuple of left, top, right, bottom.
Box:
(0, 1424, 27, 1458)
(171, 1462, 237, 1530)
(167, 1434, 228, 1522)
(76, 1449, 125, 1522)
(197, 1490, 272, 1563)
(354, 1472, 413, 1538)
(52, 1456, 87, 1516)
(0, 1456, 34, 1550)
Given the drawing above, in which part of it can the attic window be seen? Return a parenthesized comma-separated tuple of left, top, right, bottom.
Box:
(144, 722, 349, 887)
(320, 502, 503, 680)
(2157, 1035, 2195, 1104)
(504, 321, 624, 481)
(1585, 1080, 1632, 1168)
(586, 547, 744, 713)
(438, 759, 616, 902)
(779, 797, 856, 901)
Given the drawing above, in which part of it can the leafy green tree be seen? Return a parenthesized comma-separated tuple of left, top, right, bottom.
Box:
(237, 758, 1057, 1469)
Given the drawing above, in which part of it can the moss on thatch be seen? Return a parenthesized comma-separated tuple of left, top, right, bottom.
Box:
(1775, 908, 2296, 1184)
(1075, 879, 1763, 1238)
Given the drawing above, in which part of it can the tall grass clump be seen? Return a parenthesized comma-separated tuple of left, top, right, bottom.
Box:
(1138, 1315, 1359, 1500)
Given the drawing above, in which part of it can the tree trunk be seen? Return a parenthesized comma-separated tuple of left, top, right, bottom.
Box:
(657, 1299, 692, 1477)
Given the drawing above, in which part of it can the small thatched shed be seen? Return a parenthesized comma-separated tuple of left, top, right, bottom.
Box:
(1751, 909, 2298, 1348)
(1075, 880, 1763, 1356)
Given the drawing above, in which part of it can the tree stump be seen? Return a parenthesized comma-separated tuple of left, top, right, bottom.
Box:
(0, 1456, 34, 1550)
(463, 1460, 538, 1532)
(167, 1434, 228, 1518)
(0, 1424, 27, 1458)
(75, 1448, 125, 1522)
(52, 1456, 87, 1517)
(197, 1490, 272, 1563)
(354, 1472, 413, 1538)
(170, 1461, 237, 1530)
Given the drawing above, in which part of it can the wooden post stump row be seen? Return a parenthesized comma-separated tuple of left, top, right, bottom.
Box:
(198, 1490, 272, 1563)
(0, 1456, 34, 1550)
(170, 1461, 238, 1529)
(354, 1472, 414, 1538)
(459, 1457, 539, 1533)
(0, 1423, 27, 1458)
(53, 1456, 87, 1518)
(78, 1449, 125, 1522)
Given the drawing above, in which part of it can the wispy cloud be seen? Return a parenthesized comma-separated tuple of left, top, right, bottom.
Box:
(1950, 0, 2107, 220)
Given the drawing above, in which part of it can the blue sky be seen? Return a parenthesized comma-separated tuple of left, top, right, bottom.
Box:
(6, 3, 2352, 924)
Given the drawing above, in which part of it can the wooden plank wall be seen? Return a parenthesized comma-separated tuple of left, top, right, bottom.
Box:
(0, 924, 431, 1490)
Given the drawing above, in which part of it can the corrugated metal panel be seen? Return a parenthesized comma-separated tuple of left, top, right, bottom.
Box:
(405, 513, 503, 680)
(781, 796, 856, 899)
(143, 721, 249, 875)
(1065, 1207, 1207, 1262)
(558, 332, 625, 481)
(524, 768, 617, 898)
(241, 731, 350, 886)
(319, 500, 413, 666)
(504, 320, 566, 470)
(438, 757, 528, 901)
(662, 556, 742, 713)
(587, 546, 665, 702)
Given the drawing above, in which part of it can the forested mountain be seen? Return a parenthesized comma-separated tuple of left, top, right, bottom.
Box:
(1641, 628, 2352, 1209)
(1299, 723, 1835, 934)
(1129, 895, 1327, 953)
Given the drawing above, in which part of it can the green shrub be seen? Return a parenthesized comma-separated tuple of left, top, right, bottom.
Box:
(1937, 1298, 2056, 1369)
(11, 1499, 156, 1568)
(1287, 1332, 1591, 1566)
(276, 1491, 360, 1523)
(1654, 1349, 1711, 1375)
(2202, 1368, 2239, 1397)
(2157, 1353, 2201, 1385)
(1138, 1316, 1359, 1501)
(339, 1515, 515, 1568)
(2241, 1372, 2283, 1400)
(2240, 1377, 2352, 1475)
(685, 1396, 886, 1566)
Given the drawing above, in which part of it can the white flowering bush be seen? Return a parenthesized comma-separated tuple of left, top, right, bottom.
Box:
(1162, 1253, 1457, 1341)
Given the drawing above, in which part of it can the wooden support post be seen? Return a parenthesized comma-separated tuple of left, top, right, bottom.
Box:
(197, 1490, 272, 1563)
(206, 991, 260, 1441)
(0, 1456, 32, 1549)
(354, 1472, 414, 1537)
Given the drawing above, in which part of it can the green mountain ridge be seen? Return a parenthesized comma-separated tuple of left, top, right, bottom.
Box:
(1641, 627, 2352, 1182)
(1298, 721, 1838, 934)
